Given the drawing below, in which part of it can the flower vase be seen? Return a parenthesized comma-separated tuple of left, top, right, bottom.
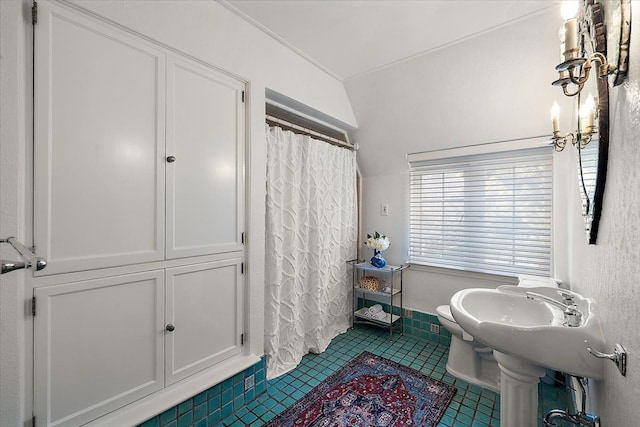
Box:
(370, 250, 386, 269)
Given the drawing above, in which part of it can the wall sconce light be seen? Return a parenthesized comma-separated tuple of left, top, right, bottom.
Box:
(549, 0, 631, 245)
(552, 0, 616, 97)
(550, 95, 597, 152)
(550, 0, 631, 151)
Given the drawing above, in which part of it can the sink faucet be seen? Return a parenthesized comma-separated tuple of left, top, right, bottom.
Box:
(559, 291, 575, 305)
(525, 292, 583, 327)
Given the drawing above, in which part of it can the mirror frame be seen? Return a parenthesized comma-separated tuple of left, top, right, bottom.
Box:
(580, 0, 609, 244)
(576, 0, 631, 244)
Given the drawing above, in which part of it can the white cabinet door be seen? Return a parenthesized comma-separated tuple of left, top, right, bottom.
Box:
(165, 55, 245, 259)
(33, 271, 165, 427)
(34, 1, 166, 275)
(30, 2, 247, 424)
(165, 260, 243, 385)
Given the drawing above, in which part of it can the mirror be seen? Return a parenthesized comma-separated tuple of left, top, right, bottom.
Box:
(575, 0, 611, 244)
(576, 2, 609, 244)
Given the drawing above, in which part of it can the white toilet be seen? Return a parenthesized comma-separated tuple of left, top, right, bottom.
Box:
(436, 275, 560, 392)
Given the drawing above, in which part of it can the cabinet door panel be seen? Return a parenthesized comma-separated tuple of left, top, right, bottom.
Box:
(34, 1, 166, 275)
(165, 259, 243, 385)
(166, 56, 245, 259)
(33, 271, 164, 427)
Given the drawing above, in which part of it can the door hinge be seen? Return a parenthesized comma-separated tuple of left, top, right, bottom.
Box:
(31, 297, 36, 316)
(240, 333, 244, 345)
(32, 1, 37, 25)
(241, 232, 245, 245)
(241, 91, 245, 103)
(241, 262, 244, 274)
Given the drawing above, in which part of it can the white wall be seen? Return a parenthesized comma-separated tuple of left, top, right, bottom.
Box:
(0, 0, 356, 424)
(346, 8, 572, 178)
(347, 8, 573, 313)
(0, 2, 30, 426)
(564, 3, 640, 424)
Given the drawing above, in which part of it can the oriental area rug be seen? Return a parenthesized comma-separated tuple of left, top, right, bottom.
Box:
(264, 351, 457, 427)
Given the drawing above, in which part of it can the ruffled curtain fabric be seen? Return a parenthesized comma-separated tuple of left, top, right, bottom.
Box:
(265, 126, 357, 379)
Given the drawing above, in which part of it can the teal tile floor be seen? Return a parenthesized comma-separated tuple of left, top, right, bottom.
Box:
(220, 325, 568, 426)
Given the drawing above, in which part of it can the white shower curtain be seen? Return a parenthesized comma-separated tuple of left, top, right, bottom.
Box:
(265, 125, 357, 379)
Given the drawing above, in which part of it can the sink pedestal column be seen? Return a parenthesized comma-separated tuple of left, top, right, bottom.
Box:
(494, 351, 546, 427)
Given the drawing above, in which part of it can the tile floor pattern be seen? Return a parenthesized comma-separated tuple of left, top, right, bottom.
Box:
(220, 325, 568, 427)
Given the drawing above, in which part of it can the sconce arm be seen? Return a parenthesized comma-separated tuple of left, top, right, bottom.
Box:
(563, 52, 614, 92)
(589, 52, 616, 77)
(552, 131, 576, 152)
(568, 63, 591, 86)
(561, 81, 584, 97)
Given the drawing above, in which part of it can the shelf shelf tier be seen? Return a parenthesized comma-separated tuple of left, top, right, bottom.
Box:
(352, 262, 408, 273)
(354, 307, 401, 325)
(354, 287, 401, 297)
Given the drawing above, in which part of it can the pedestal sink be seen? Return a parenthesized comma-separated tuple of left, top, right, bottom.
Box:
(449, 286, 605, 427)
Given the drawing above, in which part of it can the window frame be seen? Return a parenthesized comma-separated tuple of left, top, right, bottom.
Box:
(408, 146, 554, 277)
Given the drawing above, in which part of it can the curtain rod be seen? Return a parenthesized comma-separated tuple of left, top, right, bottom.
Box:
(407, 134, 552, 157)
(266, 99, 351, 140)
(407, 134, 552, 163)
(266, 115, 356, 151)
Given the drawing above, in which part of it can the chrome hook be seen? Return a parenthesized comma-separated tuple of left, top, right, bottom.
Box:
(0, 237, 47, 275)
(585, 340, 627, 376)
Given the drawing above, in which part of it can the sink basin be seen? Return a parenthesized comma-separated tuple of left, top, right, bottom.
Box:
(450, 286, 605, 379)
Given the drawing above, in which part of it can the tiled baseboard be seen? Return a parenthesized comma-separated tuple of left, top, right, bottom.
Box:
(355, 298, 451, 345)
(402, 308, 452, 346)
(137, 356, 267, 427)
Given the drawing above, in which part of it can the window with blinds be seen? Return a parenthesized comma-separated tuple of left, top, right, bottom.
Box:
(408, 147, 553, 276)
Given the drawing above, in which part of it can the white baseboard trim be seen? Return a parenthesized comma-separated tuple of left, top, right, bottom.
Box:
(85, 354, 261, 427)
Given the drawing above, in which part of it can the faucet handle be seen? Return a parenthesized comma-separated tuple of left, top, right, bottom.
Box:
(564, 304, 582, 327)
(559, 291, 575, 305)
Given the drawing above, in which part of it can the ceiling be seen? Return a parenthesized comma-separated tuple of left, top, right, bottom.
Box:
(223, 0, 557, 81)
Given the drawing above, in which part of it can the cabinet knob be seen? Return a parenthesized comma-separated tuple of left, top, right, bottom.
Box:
(166, 156, 176, 163)
(165, 324, 175, 332)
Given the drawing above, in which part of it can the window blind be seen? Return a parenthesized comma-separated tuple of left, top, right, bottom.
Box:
(409, 147, 553, 276)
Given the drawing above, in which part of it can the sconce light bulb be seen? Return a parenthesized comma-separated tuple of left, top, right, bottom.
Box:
(551, 102, 560, 133)
(561, 1, 579, 19)
(551, 102, 560, 120)
(581, 94, 596, 132)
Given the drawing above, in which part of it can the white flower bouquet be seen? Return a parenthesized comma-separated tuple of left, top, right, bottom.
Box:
(365, 232, 389, 268)
(365, 231, 390, 253)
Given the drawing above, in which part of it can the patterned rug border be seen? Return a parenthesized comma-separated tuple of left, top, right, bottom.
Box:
(264, 351, 457, 427)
